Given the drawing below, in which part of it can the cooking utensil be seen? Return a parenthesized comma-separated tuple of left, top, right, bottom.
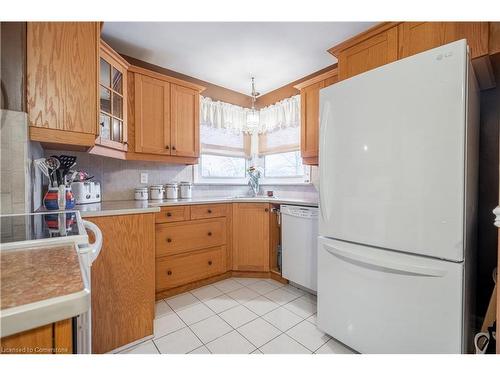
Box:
(34, 158, 50, 179)
(51, 155, 77, 185)
(45, 157, 60, 187)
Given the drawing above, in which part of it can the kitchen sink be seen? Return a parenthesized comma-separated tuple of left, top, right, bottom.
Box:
(232, 195, 277, 200)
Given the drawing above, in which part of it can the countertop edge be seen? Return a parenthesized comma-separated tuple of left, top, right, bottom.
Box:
(0, 288, 90, 338)
(60, 198, 318, 218)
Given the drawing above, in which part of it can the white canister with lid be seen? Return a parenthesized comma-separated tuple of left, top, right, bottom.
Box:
(135, 187, 148, 201)
(179, 181, 193, 199)
(149, 185, 164, 200)
(165, 183, 179, 200)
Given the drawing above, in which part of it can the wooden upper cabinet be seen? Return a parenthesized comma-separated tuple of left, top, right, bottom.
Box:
(294, 68, 338, 165)
(128, 65, 204, 162)
(329, 22, 496, 87)
(398, 22, 489, 59)
(27, 22, 99, 147)
(232, 203, 270, 272)
(170, 84, 200, 157)
(97, 40, 129, 151)
(335, 25, 398, 81)
(134, 73, 171, 155)
(300, 82, 322, 161)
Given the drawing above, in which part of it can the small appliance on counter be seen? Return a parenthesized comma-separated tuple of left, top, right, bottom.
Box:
(71, 181, 101, 205)
(179, 181, 192, 199)
(165, 182, 179, 200)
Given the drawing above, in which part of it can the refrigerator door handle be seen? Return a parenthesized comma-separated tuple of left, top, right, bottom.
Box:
(323, 243, 447, 277)
(319, 102, 331, 222)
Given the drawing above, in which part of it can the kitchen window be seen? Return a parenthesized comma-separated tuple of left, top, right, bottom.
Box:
(195, 125, 251, 183)
(258, 126, 310, 184)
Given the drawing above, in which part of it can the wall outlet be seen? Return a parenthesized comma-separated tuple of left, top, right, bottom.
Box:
(140, 173, 148, 184)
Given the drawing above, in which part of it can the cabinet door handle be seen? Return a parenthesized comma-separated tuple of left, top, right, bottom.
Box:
(166, 212, 172, 217)
(165, 145, 170, 150)
(207, 209, 212, 214)
(208, 260, 212, 266)
(172, 146, 176, 151)
(207, 232, 212, 236)
(167, 270, 172, 276)
(167, 238, 172, 243)
(265, 208, 269, 212)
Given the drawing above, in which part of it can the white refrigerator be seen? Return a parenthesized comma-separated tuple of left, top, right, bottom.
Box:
(317, 40, 479, 354)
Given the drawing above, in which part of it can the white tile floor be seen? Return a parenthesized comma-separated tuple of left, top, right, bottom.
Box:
(118, 277, 356, 354)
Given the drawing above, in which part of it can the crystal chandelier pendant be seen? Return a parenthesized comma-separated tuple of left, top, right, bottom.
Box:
(246, 77, 260, 133)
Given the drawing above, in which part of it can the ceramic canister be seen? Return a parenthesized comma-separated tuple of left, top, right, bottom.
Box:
(149, 185, 164, 200)
(135, 187, 148, 201)
(165, 183, 179, 200)
(179, 181, 193, 199)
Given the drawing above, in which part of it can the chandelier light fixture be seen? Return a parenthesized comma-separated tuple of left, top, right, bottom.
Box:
(246, 77, 260, 132)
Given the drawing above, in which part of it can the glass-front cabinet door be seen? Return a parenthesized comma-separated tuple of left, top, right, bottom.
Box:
(98, 40, 129, 151)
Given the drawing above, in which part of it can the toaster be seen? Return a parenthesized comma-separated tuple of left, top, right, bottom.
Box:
(71, 181, 101, 204)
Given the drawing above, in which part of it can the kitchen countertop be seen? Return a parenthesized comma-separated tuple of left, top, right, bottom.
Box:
(0, 243, 90, 337)
(69, 196, 318, 218)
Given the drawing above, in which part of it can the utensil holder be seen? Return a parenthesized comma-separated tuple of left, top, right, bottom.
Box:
(43, 187, 76, 210)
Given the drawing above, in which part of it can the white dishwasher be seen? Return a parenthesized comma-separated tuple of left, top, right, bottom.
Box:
(281, 205, 319, 292)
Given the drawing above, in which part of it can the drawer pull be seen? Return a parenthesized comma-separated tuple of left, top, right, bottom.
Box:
(167, 270, 172, 276)
(265, 208, 269, 212)
(207, 232, 212, 236)
(208, 260, 212, 266)
(207, 209, 212, 214)
(166, 212, 172, 217)
(167, 238, 172, 243)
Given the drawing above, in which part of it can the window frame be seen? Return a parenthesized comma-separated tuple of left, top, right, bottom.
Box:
(195, 126, 251, 184)
(259, 151, 311, 185)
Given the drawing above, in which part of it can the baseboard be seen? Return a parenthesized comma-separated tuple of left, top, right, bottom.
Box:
(155, 270, 289, 300)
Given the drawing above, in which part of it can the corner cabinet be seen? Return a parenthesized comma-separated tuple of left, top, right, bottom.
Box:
(27, 22, 100, 149)
(232, 203, 270, 272)
(95, 40, 130, 152)
(294, 68, 338, 165)
(127, 65, 204, 164)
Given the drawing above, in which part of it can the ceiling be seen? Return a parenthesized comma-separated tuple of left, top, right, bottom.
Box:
(102, 22, 376, 96)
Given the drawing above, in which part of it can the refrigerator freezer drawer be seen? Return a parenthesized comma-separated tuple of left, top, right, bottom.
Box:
(317, 237, 464, 353)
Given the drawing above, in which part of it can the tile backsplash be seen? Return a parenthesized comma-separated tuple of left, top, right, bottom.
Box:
(42, 150, 318, 203)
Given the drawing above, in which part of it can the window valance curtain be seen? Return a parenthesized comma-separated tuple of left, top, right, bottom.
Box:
(200, 95, 300, 134)
(258, 95, 300, 133)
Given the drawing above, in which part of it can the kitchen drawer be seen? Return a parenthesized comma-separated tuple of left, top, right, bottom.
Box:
(156, 217, 226, 257)
(190, 204, 228, 220)
(155, 206, 190, 223)
(156, 246, 225, 291)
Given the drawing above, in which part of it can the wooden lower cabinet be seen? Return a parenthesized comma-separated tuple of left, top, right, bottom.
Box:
(1, 319, 73, 354)
(156, 217, 226, 257)
(156, 247, 225, 290)
(88, 213, 155, 354)
(154, 204, 231, 296)
(232, 203, 270, 272)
